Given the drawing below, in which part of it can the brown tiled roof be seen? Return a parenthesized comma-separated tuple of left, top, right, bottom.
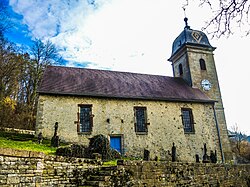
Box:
(38, 66, 214, 103)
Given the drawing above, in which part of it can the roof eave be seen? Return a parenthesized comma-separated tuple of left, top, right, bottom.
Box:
(168, 43, 216, 62)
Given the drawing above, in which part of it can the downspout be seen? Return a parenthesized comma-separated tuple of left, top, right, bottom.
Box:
(212, 104, 225, 163)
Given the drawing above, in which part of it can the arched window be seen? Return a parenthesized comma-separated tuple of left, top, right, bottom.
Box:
(199, 58, 206, 70)
(178, 64, 183, 75)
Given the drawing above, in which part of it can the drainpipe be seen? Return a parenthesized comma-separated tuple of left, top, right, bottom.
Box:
(212, 104, 225, 163)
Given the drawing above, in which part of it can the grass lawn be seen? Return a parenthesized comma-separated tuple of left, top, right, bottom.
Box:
(0, 131, 129, 165)
(102, 159, 118, 166)
(0, 131, 57, 155)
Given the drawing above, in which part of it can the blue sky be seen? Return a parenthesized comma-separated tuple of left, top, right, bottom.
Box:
(4, 0, 32, 47)
(3, 0, 250, 135)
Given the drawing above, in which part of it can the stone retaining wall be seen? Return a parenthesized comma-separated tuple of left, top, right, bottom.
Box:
(0, 148, 98, 187)
(119, 160, 250, 187)
(0, 148, 250, 186)
(0, 127, 35, 135)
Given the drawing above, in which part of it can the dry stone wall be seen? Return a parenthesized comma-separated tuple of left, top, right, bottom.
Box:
(0, 127, 35, 135)
(0, 148, 250, 187)
(0, 148, 98, 187)
(120, 160, 250, 187)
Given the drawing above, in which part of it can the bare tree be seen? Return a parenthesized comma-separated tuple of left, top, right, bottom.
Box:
(0, 37, 62, 129)
(200, 0, 250, 37)
(230, 123, 245, 154)
(28, 39, 62, 117)
(184, 0, 250, 37)
(0, 36, 25, 128)
(0, 37, 20, 100)
(230, 124, 250, 162)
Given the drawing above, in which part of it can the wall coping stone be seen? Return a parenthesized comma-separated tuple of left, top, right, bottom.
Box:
(0, 127, 35, 135)
(0, 147, 100, 164)
(121, 160, 250, 168)
(0, 148, 36, 158)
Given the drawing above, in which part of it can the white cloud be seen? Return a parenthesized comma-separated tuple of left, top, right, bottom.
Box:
(9, 0, 109, 38)
(9, 0, 183, 75)
(53, 0, 184, 75)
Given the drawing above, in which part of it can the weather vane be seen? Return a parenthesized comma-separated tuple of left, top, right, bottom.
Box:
(183, 6, 187, 18)
(182, 0, 189, 16)
(182, 0, 190, 28)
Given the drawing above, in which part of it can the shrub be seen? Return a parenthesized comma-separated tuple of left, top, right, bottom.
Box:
(56, 144, 86, 158)
(56, 134, 121, 160)
(88, 134, 121, 161)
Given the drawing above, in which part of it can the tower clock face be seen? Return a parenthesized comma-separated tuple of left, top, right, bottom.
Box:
(201, 79, 211, 91)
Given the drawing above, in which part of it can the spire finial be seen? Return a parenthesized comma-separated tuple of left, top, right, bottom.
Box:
(184, 17, 188, 27)
(184, 17, 190, 29)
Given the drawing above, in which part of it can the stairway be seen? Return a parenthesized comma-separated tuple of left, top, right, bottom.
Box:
(82, 166, 117, 187)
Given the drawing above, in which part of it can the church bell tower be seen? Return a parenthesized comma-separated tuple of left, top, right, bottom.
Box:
(168, 18, 232, 162)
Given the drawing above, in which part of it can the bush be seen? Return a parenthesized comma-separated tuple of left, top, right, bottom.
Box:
(88, 134, 110, 160)
(56, 144, 87, 158)
(56, 134, 121, 160)
(88, 134, 121, 161)
(0, 131, 34, 141)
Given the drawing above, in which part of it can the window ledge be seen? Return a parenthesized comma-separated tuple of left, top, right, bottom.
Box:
(184, 132, 195, 134)
(136, 132, 148, 135)
(78, 132, 92, 135)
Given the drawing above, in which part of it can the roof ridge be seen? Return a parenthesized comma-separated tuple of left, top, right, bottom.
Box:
(47, 65, 175, 79)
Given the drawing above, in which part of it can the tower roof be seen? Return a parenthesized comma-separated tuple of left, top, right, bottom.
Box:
(171, 18, 215, 56)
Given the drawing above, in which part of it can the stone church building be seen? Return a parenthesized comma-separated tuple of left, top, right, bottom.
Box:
(36, 19, 232, 162)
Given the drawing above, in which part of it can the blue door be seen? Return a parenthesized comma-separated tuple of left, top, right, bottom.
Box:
(110, 136, 121, 153)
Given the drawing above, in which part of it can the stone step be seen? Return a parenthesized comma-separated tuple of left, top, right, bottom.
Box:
(83, 166, 117, 187)
(101, 166, 117, 170)
(90, 175, 111, 181)
(85, 180, 110, 187)
(98, 170, 113, 176)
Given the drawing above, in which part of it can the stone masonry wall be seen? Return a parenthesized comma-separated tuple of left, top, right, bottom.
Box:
(186, 47, 232, 161)
(0, 148, 250, 187)
(120, 160, 250, 187)
(171, 43, 233, 162)
(0, 148, 98, 187)
(36, 95, 221, 162)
